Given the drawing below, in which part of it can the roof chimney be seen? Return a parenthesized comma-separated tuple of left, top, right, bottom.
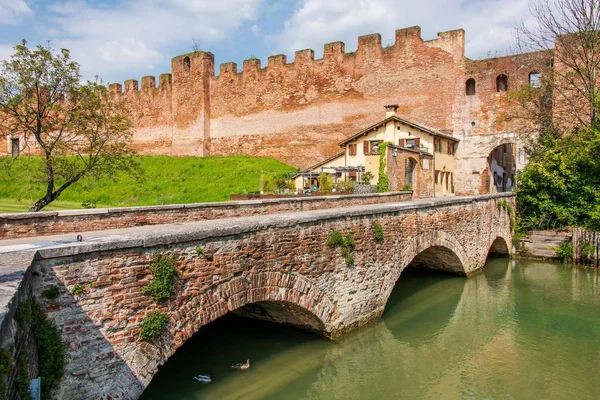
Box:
(384, 104, 399, 118)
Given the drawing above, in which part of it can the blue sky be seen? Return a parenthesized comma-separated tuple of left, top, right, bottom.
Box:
(0, 0, 534, 84)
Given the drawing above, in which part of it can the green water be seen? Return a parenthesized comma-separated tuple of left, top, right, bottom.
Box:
(140, 259, 600, 400)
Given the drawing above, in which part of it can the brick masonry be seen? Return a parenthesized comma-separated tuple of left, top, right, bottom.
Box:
(3, 193, 514, 399)
(0, 192, 411, 240)
(5, 26, 548, 196)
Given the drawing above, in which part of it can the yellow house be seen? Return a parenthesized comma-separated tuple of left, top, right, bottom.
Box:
(294, 105, 459, 197)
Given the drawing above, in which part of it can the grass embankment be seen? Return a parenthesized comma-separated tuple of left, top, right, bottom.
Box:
(0, 155, 296, 213)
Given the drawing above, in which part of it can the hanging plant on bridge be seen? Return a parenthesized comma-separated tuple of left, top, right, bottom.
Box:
(141, 252, 180, 303)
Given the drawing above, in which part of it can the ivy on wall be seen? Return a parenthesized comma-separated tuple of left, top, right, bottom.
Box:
(377, 142, 394, 193)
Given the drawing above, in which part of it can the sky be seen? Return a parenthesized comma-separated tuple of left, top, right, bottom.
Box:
(0, 0, 535, 84)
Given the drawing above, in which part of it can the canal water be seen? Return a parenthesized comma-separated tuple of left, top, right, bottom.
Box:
(140, 258, 600, 399)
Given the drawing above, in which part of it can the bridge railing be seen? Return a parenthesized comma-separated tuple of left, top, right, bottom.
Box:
(0, 191, 412, 240)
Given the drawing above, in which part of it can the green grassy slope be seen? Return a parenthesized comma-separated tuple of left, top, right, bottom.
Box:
(0, 156, 296, 213)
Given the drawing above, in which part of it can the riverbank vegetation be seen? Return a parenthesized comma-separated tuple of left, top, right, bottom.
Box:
(516, 125, 600, 233)
(0, 155, 296, 213)
(509, 0, 600, 238)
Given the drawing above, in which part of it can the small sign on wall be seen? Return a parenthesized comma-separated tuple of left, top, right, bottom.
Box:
(422, 159, 429, 170)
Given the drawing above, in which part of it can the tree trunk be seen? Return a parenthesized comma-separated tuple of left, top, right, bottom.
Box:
(29, 194, 55, 212)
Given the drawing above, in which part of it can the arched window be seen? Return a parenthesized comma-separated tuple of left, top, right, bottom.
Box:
(529, 72, 541, 88)
(466, 78, 476, 96)
(183, 56, 191, 72)
(496, 74, 508, 92)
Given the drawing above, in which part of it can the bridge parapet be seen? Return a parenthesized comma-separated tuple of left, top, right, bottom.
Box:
(0, 191, 412, 240)
(0, 193, 514, 399)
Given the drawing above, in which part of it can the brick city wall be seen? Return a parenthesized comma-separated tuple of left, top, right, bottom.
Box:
(0, 191, 411, 239)
(13, 193, 514, 399)
(3, 26, 553, 195)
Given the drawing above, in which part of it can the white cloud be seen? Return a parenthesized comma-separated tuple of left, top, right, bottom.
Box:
(0, 0, 33, 25)
(270, 0, 532, 59)
(36, 0, 264, 81)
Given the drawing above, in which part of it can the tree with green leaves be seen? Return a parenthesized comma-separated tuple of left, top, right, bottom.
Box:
(0, 40, 137, 211)
(517, 124, 600, 232)
(509, 0, 600, 138)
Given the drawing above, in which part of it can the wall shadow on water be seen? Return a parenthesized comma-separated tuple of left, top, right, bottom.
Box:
(139, 313, 330, 400)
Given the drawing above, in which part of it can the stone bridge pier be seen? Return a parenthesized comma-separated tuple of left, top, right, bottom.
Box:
(5, 194, 513, 399)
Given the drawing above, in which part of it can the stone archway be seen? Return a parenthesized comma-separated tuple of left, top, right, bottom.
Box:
(488, 236, 510, 256)
(487, 143, 517, 193)
(125, 271, 338, 397)
(377, 231, 469, 313)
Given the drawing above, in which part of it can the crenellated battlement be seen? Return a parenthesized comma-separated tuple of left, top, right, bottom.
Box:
(105, 24, 542, 177)
(112, 26, 466, 91)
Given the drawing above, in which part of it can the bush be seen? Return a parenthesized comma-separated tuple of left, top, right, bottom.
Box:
(14, 301, 32, 327)
(517, 127, 600, 232)
(344, 234, 355, 249)
(140, 311, 169, 341)
(582, 241, 595, 264)
(361, 171, 374, 185)
(401, 184, 412, 190)
(195, 246, 203, 257)
(373, 221, 384, 243)
(14, 300, 66, 399)
(141, 252, 179, 304)
(71, 284, 85, 296)
(41, 286, 60, 300)
(556, 240, 573, 262)
(32, 302, 66, 399)
(318, 173, 334, 192)
(336, 180, 355, 192)
(81, 200, 97, 209)
(327, 230, 344, 248)
(344, 253, 355, 266)
(0, 348, 11, 398)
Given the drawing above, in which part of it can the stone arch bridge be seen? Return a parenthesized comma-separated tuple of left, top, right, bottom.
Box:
(1, 193, 513, 399)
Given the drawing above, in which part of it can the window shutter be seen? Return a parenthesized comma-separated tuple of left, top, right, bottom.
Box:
(363, 141, 369, 154)
(398, 139, 404, 147)
(414, 138, 420, 148)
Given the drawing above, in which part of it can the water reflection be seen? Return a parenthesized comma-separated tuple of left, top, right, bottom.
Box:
(141, 259, 600, 400)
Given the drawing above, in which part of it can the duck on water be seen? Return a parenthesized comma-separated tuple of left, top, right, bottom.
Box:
(231, 359, 250, 370)
(194, 373, 214, 383)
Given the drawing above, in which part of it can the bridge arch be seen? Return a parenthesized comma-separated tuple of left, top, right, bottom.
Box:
(488, 235, 510, 256)
(130, 271, 338, 393)
(377, 231, 469, 311)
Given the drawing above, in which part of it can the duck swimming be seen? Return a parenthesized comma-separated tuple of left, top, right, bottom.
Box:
(231, 359, 250, 370)
(194, 373, 214, 383)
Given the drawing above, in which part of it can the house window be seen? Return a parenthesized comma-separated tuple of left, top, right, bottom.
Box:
(363, 140, 382, 154)
(529, 72, 541, 88)
(11, 138, 19, 158)
(496, 74, 508, 92)
(434, 138, 443, 153)
(348, 144, 357, 156)
(466, 78, 476, 96)
(447, 142, 454, 155)
(435, 170, 440, 184)
(404, 138, 420, 150)
(183, 56, 191, 72)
